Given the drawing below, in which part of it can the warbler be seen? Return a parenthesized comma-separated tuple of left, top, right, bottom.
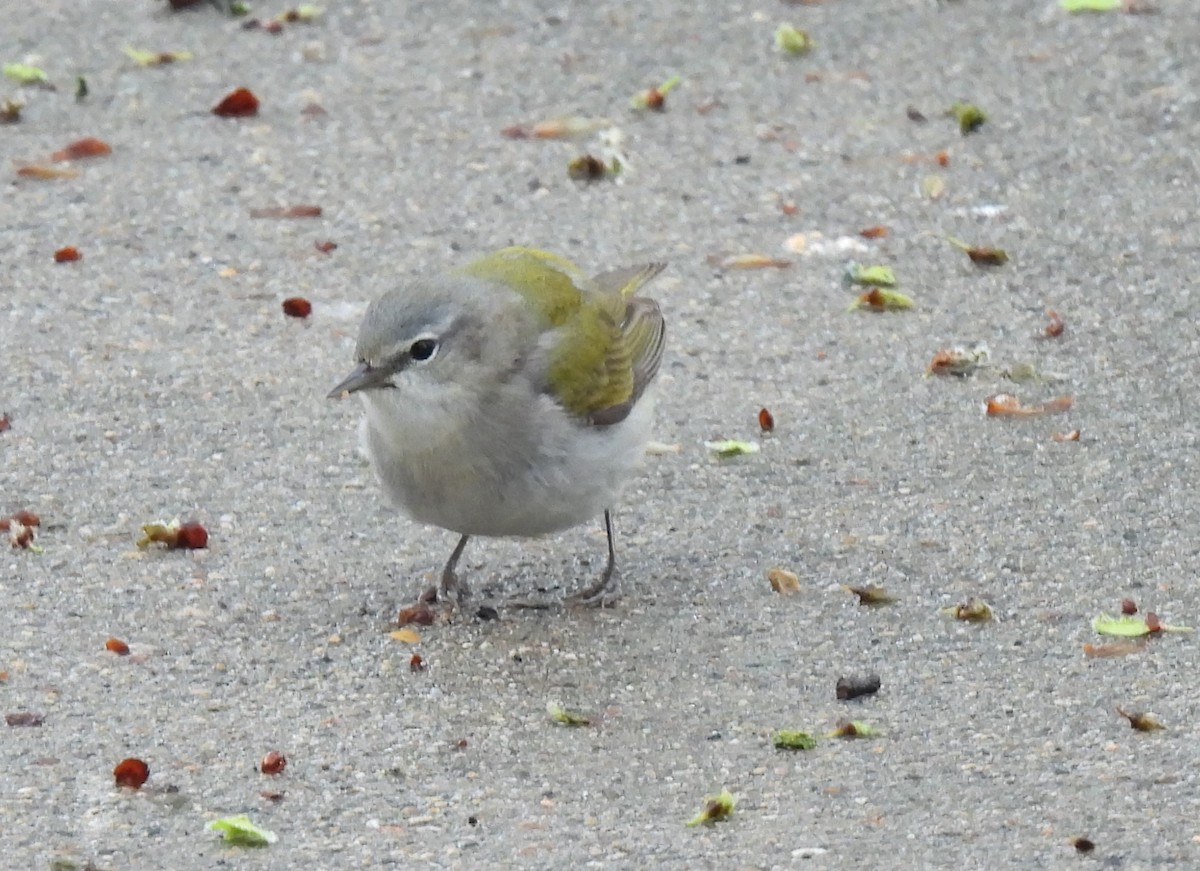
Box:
(328, 247, 666, 606)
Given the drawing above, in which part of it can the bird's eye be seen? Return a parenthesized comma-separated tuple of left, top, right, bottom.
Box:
(409, 338, 438, 361)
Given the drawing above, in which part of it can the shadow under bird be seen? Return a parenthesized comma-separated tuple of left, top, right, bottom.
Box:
(328, 247, 666, 607)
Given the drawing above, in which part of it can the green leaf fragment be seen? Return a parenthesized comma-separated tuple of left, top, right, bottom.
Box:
(207, 815, 277, 847)
(630, 75, 681, 109)
(704, 439, 760, 458)
(293, 4, 322, 20)
(546, 701, 590, 726)
(774, 730, 818, 750)
(845, 263, 896, 287)
(1092, 614, 1193, 636)
(75, 76, 88, 101)
(3, 63, 48, 85)
(1060, 0, 1121, 10)
(950, 101, 986, 135)
(124, 47, 194, 66)
(686, 788, 736, 827)
(848, 288, 914, 312)
(828, 721, 879, 738)
(775, 24, 813, 56)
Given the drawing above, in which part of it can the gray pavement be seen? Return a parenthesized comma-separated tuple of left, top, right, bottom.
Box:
(3, 0, 1200, 868)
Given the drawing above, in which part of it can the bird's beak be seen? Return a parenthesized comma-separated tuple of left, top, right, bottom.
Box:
(327, 363, 391, 399)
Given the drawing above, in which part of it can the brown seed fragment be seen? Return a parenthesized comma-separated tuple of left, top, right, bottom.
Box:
(397, 603, 436, 626)
(106, 638, 131, 655)
(758, 407, 775, 433)
(1045, 310, 1065, 337)
(835, 674, 881, 700)
(54, 246, 82, 262)
(6, 712, 45, 727)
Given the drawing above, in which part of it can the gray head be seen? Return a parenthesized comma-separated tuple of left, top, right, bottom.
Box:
(327, 274, 528, 399)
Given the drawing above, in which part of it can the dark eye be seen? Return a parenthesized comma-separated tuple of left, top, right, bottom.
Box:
(409, 338, 438, 361)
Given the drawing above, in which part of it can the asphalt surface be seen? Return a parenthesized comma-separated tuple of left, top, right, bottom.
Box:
(3, 1, 1200, 869)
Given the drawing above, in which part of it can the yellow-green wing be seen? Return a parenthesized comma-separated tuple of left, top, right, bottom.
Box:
(549, 263, 666, 426)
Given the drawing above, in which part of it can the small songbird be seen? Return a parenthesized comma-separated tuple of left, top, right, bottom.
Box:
(328, 247, 666, 606)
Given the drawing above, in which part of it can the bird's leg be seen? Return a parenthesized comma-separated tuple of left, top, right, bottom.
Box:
(571, 510, 622, 606)
(437, 534, 471, 606)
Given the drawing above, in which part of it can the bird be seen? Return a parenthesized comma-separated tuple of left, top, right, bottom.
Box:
(328, 247, 666, 607)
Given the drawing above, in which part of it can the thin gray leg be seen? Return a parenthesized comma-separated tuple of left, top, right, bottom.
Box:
(440, 534, 471, 605)
(570, 510, 622, 606)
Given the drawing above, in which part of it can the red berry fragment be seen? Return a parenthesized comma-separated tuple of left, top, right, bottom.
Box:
(281, 297, 313, 318)
(137, 520, 208, 550)
(260, 751, 287, 775)
(212, 87, 260, 118)
(409, 654, 426, 672)
(113, 757, 149, 788)
(54, 246, 81, 262)
(397, 603, 436, 626)
(106, 638, 131, 655)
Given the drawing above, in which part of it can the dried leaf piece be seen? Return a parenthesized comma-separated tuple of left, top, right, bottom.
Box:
(984, 393, 1073, 417)
(709, 253, 792, 270)
(845, 263, 896, 287)
(757, 407, 775, 432)
(3, 64, 49, 85)
(775, 24, 813, 55)
(686, 788, 736, 827)
(106, 638, 131, 655)
(1082, 639, 1146, 658)
(704, 439, 760, 458)
(8, 520, 36, 549)
(207, 814, 277, 847)
(260, 751, 287, 775)
(849, 288, 913, 312)
(836, 674, 881, 700)
(630, 75, 680, 111)
(51, 138, 112, 162)
(502, 115, 612, 140)
(280, 4, 323, 22)
(828, 720, 878, 738)
(113, 757, 149, 788)
(859, 225, 888, 239)
(1116, 707, 1164, 732)
(950, 101, 986, 135)
(1091, 613, 1192, 636)
(943, 598, 993, 622)
(943, 236, 1008, 266)
(921, 175, 946, 200)
(567, 153, 614, 181)
(249, 205, 322, 218)
(314, 240, 337, 253)
(767, 567, 800, 595)
(54, 246, 82, 263)
(6, 712, 45, 727)
(15, 164, 80, 180)
(1051, 429, 1081, 442)
(1045, 310, 1065, 337)
(397, 603, 436, 626)
(1, 97, 24, 123)
(927, 345, 989, 377)
(389, 628, 421, 644)
(773, 730, 818, 750)
(546, 701, 590, 726)
(281, 297, 313, 318)
(212, 87, 259, 117)
(137, 520, 209, 550)
(844, 584, 895, 606)
(123, 47, 194, 66)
